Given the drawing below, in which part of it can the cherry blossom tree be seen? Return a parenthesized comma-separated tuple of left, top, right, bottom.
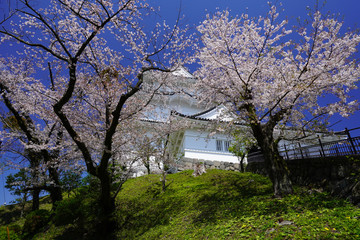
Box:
(0, 58, 82, 210)
(0, 0, 190, 236)
(195, 6, 360, 196)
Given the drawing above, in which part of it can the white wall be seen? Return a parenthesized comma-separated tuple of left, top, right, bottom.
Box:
(184, 149, 239, 163)
(182, 129, 238, 163)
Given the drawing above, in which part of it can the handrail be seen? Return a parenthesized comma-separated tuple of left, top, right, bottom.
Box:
(279, 128, 360, 160)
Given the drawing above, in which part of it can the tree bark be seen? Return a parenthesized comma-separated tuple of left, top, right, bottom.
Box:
(29, 156, 40, 211)
(239, 155, 245, 173)
(31, 189, 40, 211)
(145, 157, 151, 175)
(261, 139, 293, 197)
(251, 123, 293, 197)
(97, 169, 116, 239)
(48, 186, 63, 209)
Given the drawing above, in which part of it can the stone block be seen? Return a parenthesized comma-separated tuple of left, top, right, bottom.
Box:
(205, 160, 214, 166)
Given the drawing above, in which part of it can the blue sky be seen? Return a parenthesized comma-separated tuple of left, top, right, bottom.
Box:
(152, 0, 360, 29)
(150, 0, 360, 133)
(1, 0, 360, 205)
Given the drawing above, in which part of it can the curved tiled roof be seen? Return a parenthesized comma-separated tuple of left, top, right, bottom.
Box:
(170, 108, 242, 125)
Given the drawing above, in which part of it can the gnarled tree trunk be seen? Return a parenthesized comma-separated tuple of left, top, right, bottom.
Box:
(261, 138, 293, 197)
(251, 122, 293, 197)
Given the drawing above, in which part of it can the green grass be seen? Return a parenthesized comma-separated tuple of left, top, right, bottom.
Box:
(1, 169, 360, 239)
(115, 170, 360, 239)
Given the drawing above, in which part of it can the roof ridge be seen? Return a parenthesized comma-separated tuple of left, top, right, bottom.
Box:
(190, 106, 218, 118)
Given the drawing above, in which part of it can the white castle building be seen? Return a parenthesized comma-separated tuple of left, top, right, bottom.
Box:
(133, 66, 346, 175)
(142, 67, 240, 166)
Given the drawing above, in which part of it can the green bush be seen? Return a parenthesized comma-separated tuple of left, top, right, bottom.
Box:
(52, 187, 101, 238)
(8, 224, 21, 235)
(53, 197, 83, 226)
(22, 209, 51, 237)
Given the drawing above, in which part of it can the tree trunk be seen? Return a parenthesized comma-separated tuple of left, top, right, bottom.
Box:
(49, 186, 63, 209)
(48, 167, 63, 209)
(239, 155, 245, 173)
(161, 170, 167, 192)
(97, 170, 116, 239)
(21, 193, 28, 217)
(251, 123, 293, 197)
(145, 157, 151, 175)
(261, 141, 293, 197)
(31, 189, 40, 211)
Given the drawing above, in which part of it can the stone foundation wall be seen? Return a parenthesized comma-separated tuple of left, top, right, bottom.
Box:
(247, 156, 360, 206)
(175, 156, 360, 205)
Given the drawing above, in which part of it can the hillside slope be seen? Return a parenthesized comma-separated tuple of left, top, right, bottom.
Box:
(115, 170, 360, 239)
(1, 169, 360, 239)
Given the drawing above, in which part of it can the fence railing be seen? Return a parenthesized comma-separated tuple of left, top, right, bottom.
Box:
(279, 127, 360, 160)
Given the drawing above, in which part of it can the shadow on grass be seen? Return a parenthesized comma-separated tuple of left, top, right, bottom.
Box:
(117, 181, 188, 239)
(189, 172, 352, 225)
(191, 172, 274, 224)
(0, 204, 27, 225)
(53, 227, 84, 240)
(0, 195, 52, 225)
(114, 170, 353, 239)
(116, 170, 275, 238)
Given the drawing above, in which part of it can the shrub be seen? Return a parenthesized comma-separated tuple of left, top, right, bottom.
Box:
(53, 197, 83, 226)
(52, 187, 101, 238)
(22, 209, 51, 238)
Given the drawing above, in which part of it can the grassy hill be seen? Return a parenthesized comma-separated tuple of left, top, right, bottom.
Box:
(1, 169, 360, 239)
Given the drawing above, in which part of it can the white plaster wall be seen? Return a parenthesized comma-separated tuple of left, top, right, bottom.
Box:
(184, 149, 239, 163)
(183, 130, 232, 150)
(182, 129, 238, 162)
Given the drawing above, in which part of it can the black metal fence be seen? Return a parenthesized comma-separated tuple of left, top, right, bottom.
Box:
(279, 127, 360, 160)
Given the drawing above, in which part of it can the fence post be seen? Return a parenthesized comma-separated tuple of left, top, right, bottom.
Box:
(298, 142, 304, 159)
(318, 136, 325, 157)
(345, 128, 357, 155)
(335, 145, 340, 156)
(283, 144, 289, 160)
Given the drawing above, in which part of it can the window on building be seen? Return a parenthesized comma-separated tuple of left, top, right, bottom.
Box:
(216, 140, 231, 152)
(224, 140, 231, 151)
(216, 140, 223, 151)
